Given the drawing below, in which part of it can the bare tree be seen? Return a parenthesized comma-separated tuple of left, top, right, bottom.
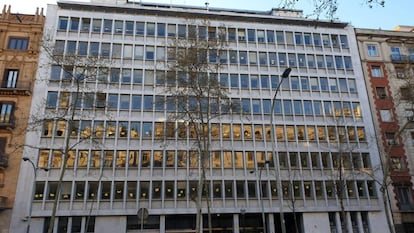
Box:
(27, 35, 112, 233)
(278, 0, 385, 20)
(161, 20, 238, 233)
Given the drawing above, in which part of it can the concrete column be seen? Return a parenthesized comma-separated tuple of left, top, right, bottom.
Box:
(233, 213, 240, 233)
(267, 213, 275, 233)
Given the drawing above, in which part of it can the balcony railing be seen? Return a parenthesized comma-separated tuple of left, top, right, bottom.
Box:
(0, 153, 8, 169)
(0, 81, 32, 96)
(391, 54, 414, 63)
(0, 118, 15, 130)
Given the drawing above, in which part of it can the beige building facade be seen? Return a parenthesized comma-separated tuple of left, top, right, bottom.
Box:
(0, 5, 44, 232)
(356, 28, 414, 232)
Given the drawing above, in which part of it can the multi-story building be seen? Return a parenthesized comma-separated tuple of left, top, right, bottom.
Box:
(11, 1, 390, 232)
(356, 27, 414, 233)
(0, 5, 44, 232)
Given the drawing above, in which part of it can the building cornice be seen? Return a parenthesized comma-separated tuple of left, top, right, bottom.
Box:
(57, 0, 348, 29)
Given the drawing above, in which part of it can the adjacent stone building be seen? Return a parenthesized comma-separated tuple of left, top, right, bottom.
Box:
(0, 5, 44, 232)
(356, 27, 414, 233)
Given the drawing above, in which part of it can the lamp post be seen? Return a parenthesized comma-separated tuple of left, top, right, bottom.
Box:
(22, 157, 49, 233)
(270, 68, 291, 233)
(250, 161, 270, 233)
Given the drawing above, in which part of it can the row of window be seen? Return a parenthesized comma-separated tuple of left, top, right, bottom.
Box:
(35, 178, 376, 202)
(50, 66, 358, 93)
(46, 90, 362, 117)
(57, 16, 349, 49)
(38, 149, 371, 171)
(42, 119, 366, 143)
(53, 40, 353, 70)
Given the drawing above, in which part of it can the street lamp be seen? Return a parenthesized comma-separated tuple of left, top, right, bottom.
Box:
(22, 157, 49, 233)
(250, 160, 270, 233)
(270, 67, 291, 233)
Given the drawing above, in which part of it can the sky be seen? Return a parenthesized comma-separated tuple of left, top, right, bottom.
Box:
(2, 0, 413, 30)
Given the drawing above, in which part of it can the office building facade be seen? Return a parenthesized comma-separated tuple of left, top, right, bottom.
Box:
(12, 1, 389, 232)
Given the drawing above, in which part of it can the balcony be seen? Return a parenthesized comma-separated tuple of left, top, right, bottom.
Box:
(391, 54, 414, 63)
(0, 118, 15, 130)
(0, 81, 32, 96)
(0, 153, 9, 169)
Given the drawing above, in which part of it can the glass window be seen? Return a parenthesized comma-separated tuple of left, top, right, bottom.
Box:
(146, 46, 154, 60)
(240, 74, 249, 88)
(70, 17, 79, 31)
(228, 28, 236, 41)
(329, 78, 338, 92)
(316, 55, 325, 68)
(269, 52, 277, 66)
(278, 53, 286, 66)
(285, 32, 293, 44)
(47, 92, 58, 108)
(238, 29, 246, 41)
(276, 31, 284, 44)
(147, 23, 156, 36)
(304, 100, 312, 115)
(259, 52, 267, 65)
(101, 43, 110, 57)
(320, 77, 328, 91)
(114, 20, 123, 34)
(250, 75, 259, 89)
(260, 75, 269, 89)
(367, 44, 378, 56)
(295, 32, 303, 45)
(123, 21, 134, 35)
(288, 53, 296, 66)
(310, 77, 319, 91)
(340, 35, 348, 48)
(103, 19, 112, 33)
(307, 54, 315, 68)
(167, 24, 176, 37)
(247, 29, 256, 42)
(304, 33, 312, 45)
(157, 23, 166, 36)
(252, 100, 261, 113)
(92, 19, 101, 33)
(230, 74, 238, 88)
(249, 52, 257, 65)
(239, 51, 247, 65)
(266, 30, 274, 42)
(143, 95, 153, 110)
(81, 18, 90, 32)
(322, 34, 330, 47)
(50, 66, 61, 80)
(8, 37, 28, 50)
(313, 101, 322, 115)
(283, 100, 292, 115)
(58, 17, 68, 30)
(325, 55, 334, 69)
(297, 54, 306, 67)
(371, 66, 383, 77)
(229, 51, 238, 64)
(380, 109, 393, 122)
(335, 56, 344, 69)
(108, 94, 118, 109)
(344, 56, 352, 69)
(136, 22, 145, 35)
(313, 33, 321, 46)
(294, 100, 302, 115)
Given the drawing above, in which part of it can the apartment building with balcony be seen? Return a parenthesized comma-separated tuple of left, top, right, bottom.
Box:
(11, 1, 390, 232)
(0, 5, 45, 232)
(356, 27, 414, 233)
